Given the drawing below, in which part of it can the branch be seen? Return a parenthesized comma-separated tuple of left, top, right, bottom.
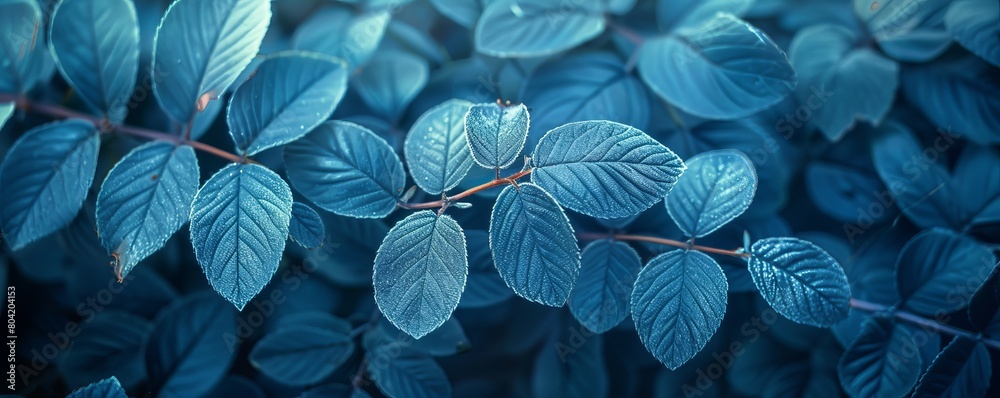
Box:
(849, 298, 1000, 351)
(577, 233, 750, 259)
(398, 168, 534, 210)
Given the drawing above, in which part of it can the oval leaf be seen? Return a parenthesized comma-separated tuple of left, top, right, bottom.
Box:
(945, 0, 999, 67)
(656, 0, 752, 32)
(632, 249, 727, 370)
(67, 377, 127, 398)
(895, 228, 995, 316)
(353, 50, 428, 122)
(190, 163, 293, 310)
(152, 0, 271, 123)
(61, 311, 150, 390)
(0, 120, 99, 250)
(871, 122, 957, 229)
(228, 52, 348, 156)
(637, 13, 796, 119)
(901, 57, 1000, 145)
(913, 336, 991, 398)
(404, 99, 475, 194)
(250, 325, 355, 386)
(838, 317, 921, 398)
(747, 237, 851, 327)
(531, 120, 685, 218)
(465, 102, 529, 169)
(96, 142, 200, 278)
(569, 239, 641, 334)
(0, 0, 53, 94)
(475, 0, 606, 58)
(49, 0, 139, 123)
(666, 149, 757, 238)
(368, 356, 451, 398)
(288, 202, 325, 250)
(292, 5, 390, 68)
(374, 210, 467, 339)
(285, 121, 405, 218)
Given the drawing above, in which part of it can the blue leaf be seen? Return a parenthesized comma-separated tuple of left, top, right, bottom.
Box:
(206, 375, 266, 398)
(285, 121, 405, 218)
(475, 0, 606, 58)
(569, 239, 641, 334)
(404, 99, 475, 194)
(805, 160, 890, 225)
(532, 328, 609, 397)
(666, 149, 757, 238)
(637, 14, 796, 119)
(374, 210, 467, 339)
(0, 0, 54, 94)
(913, 337, 991, 398)
(838, 317, 922, 398)
(429, 0, 488, 28)
(96, 142, 199, 278)
(465, 102, 529, 169)
(292, 5, 390, 68)
(870, 122, 956, 229)
(49, 0, 139, 123)
(788, 24, 898, 141)
(227, 52, 349, 156)
(520, 51, 651, 150)
(353, 50, 428, 122)
(368, 355, 451, 398)
(747, 237, 851, 327)
(656, 0, 752, 33)
(289, 202, 325, 250)
(0, 120, 99, 250)
(67, 376, 127, 398)
(250, 325, 354, 386)
(0, 102, 13, 128)
(901, 57, 1000, 145)
(190, 163, 293, 310)
(147, 292, 238, 397)
(152, 0, 271, 123)
(366, 316, 471, 357)
(855, 0, 952, 62)
(459, 230, 514, 308)
(952, 145, 1000, 228)
(631, 249, 727, 370)
(895, 229, 994, 316)
(191, 96, 224, 141)
(945, 0, 999, 67)
(531, 120, 685, 218)
(490, 183, 580, 306)
(61, 311, 150, 390)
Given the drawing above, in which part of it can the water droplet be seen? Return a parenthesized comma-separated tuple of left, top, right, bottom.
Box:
(299, 125, 305, 129)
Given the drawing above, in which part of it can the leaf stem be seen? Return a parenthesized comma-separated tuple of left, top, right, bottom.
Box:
(849, 298, 1000, 351)
(398, 168, 534, 210)
(608, 22, 645, 46)
(577, 232, 751, 259)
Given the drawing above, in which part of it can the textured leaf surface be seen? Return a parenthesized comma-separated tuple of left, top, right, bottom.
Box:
(913, 337, 991, 398)
(569, 239, 641, 333)
(152, 0, 270, 122)
(288, 202, 325, 249)
(368, 356, 451, 398)
(748, 237, 851, 327)
(475, 0, 605, 58)
(250, 325, 354, 386)
(353, 51, 428, 122)
(465, 102, 529, 169)
(945, 0, 999, 67)
(895, 229, 994, 316)
(228, 52, 348, 156)
(490, 183, 580, 306)
(0, 120, 99, 250)
(374, 211, 467, 339)
(49, 0, 139, 122)
(632, 249, 727, 370)
(96, 142, 199, 278)
(532, 120, 685, 218)
(404, 99, 475, 194)
(285, 121, 405, 218)
(459, 230, 513, 308)
(190, 163, 293, 310)
(637, 13, 796, 119)
(666, 149, 757, 238)
(292, 5, 390, 67)
(838, 317, 921, 398)
(147, 292, 237, 397)
(67, 377, 127, 398)
(0, 0, 52, 94)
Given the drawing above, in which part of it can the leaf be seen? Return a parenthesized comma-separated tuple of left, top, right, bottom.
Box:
(367, 355, 451, 398)
(666, 149, 757, 238)
(520, 51, 651, 149)
(951, 145, 1000, 228)
(465, 102, 529, 169)
(429, 0, 488, 28)
(459, 230, 514, 308)
(288, 202, 325, 250)
(838, 317, 922, 398)
(190, 163, 293, 310)
(292, 5, 390, 68)
(788, 24, 898, 141)
(249, 325, 355, 386)
(631, 249, 727, 370)
(49, 0, 139, 123)
(0, 120, 99, 250)
(490, 183, 580, 306)
(206, 376, 266, 398)
(532, 329, 609, 398)
(531, 120, 685, 218)
(475, 0, 606, 58)
(353, 50, 428, 122)
(285, 121, 406, 218)
(912, 336, 991, 398)
(0, 0, 53, 94)
(895, 228, 994, 316)
(0, 102, 13, 128)
(366, 316, 471, 357)
(404, 99, 475, 194)
(945, 0, 999, 67)
(569, 239, 641, 333)
(747, 237, 851, 327)
(656, 0, 752, 33)
(855, 0, 953, 62)
(637, 14, 796, 119)
(96, 142, 199, 278)
(901, 57, 1000, 145)
(152, 0, 271, 123)
(374, 210, 467, 339)
(146, 292, 238, 397)
(61, 311, 150, 390)
(227, 52, 349, 156)
(67, 377, 127, 398)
